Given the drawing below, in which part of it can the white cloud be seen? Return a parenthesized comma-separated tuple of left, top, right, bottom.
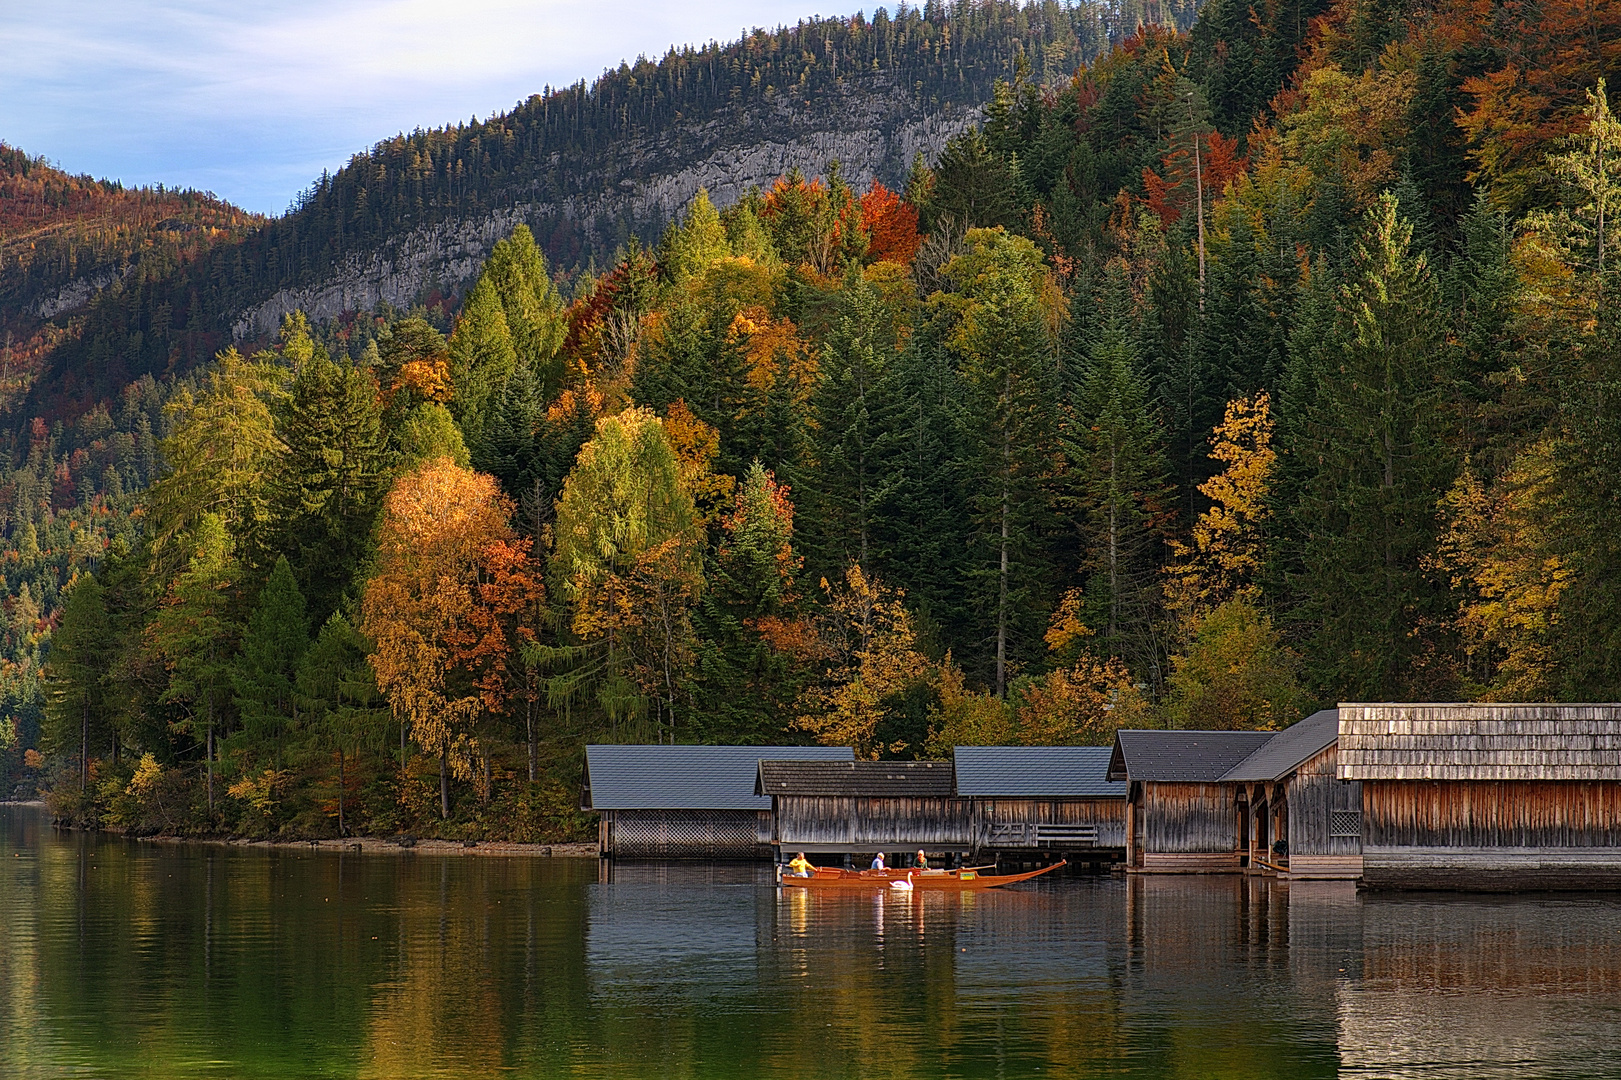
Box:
(0, 0, 838, 213)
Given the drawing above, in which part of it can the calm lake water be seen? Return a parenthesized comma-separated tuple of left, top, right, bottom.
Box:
(5, 804, 1621, 1079)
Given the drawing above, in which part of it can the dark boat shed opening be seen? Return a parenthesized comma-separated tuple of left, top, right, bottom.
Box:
(1109, 730, 1273, 872)
(584, 745, 853, 859)
(1219, 709, 1361, 879)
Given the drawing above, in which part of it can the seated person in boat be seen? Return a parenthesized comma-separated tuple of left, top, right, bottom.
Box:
(871, 852, 887, 871)
(788, 852, 814, 877)
(913, 850, 929, 869)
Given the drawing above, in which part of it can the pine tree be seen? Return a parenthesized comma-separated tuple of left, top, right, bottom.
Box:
(150, 514, 243, 811)
(231, 555, 309, 770)
(803, 272, 896, 576)
(1065, 264, 1175, 683)
(42, 574, 112, 793)
(1284, 195, 1457, 698)
(946, 228, 1063, 696)
(269, 350, 389, 619)
(447, 276, 518, 453)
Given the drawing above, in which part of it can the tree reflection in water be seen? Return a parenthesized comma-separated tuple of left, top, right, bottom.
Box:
(4, 807, 1621, 1079)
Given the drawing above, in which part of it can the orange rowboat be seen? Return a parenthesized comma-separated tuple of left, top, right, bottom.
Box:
(781, 860, 1066, 891)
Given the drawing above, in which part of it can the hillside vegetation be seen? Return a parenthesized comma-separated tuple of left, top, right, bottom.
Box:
(5, 0, 1621, 841)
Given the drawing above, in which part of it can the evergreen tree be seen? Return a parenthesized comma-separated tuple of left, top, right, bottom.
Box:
(946, 229, 1063, 696)
(447, 276, 518, 453)
(269, 350, 389, 619)
(803, 272, 897, 576)
(1065, 264, 1174, 684)
(231, 555, 309, 770)
(42, 574, 112, 793)
(1284, 196, 1457, 699)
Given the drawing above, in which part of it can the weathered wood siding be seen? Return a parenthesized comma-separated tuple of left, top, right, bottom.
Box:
(1288, 744, 1363, 858)
(774, 795, 979, 849)
(1142, 782, 1239, 854)
(1362, 779, 1621, 889)
(978, 797, 1128, 848)
(1364, 780, 1621, 848)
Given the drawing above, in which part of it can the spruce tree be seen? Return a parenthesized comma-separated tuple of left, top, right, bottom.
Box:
(447, 276, 518, 452)
(232, 555, 309, 770)
(42, 575, 112, 793)
(1284, 195, 1457, 698)
(270, 350, 389, 620)
(1065, 264, 1174, 684)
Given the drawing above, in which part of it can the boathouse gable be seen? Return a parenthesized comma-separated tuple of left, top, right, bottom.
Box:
(953, 745, 1127, 852)
(1110, 730, 1273, 872)
(1338, 703, 1621, 890)
(758, 759, 978, 856)
(1221, 709, 1361, 879)
(584, 744, 854, 859)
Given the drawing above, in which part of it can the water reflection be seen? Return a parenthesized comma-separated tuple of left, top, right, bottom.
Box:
(4, 804, 1621, 1078)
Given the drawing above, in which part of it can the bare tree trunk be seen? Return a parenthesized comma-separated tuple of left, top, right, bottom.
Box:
(439, 747, 450, 819)
(337, 749, 345, 836)
(526, 699, 537, 783)
(80, 698, 88, 794)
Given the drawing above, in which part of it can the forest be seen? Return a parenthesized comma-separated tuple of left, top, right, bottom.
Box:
(5, 0, 1621, 840)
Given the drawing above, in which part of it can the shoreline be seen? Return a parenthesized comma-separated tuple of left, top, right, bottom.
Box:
(0, 804, 597, 857)
(136, 835, 601, 858)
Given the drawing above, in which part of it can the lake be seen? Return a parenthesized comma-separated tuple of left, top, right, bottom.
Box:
(4, 803, 1621, 1079)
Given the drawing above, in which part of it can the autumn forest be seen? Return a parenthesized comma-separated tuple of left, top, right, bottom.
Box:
(4, 0, 1621, 840)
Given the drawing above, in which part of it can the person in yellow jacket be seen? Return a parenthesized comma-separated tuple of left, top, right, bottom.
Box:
(788, 852, 814, 877)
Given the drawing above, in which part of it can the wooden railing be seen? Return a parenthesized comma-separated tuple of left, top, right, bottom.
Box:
(984, 823, 1099, 848)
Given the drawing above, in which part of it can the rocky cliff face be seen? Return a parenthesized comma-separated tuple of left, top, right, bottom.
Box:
(235, 80, 978, 338)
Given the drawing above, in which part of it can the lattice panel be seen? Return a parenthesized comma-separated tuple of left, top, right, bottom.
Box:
(613, 812, 760, 858)
(1330, 810, 1362, 838)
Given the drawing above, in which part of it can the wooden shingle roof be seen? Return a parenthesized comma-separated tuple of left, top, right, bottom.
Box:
(1337, 703, 1621, 780)
(583, 745, 853, 810)
(756, 760, 957, 798)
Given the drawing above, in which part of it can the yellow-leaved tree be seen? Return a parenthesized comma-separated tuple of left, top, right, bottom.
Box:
(1167, 392, 1276, 613)
(361, 457, 542, 818)
(796, 564, 929, 759)
(547, 407, 705, 741)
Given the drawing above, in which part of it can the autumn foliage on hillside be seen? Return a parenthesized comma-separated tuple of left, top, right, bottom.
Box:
(11, 0, 1621, 843)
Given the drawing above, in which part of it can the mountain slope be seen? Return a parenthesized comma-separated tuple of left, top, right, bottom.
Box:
(3, 0, 1193, 426)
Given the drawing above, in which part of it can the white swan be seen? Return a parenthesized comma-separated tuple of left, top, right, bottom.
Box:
(889, 871, 915, 891)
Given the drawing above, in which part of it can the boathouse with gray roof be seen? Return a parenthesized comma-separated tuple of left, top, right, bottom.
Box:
(758, 759, 977, 860)
(583, 744, 853, 859)
(953, 746, 1127, 858)
(1338, 703, 1621, 890)
(1109, 730, 1275, 872)
(1220, 709, 1361, 879)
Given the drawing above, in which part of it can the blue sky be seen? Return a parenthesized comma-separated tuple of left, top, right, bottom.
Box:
(2, 0, 840, 216)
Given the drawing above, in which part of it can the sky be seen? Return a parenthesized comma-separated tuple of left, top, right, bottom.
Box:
(2, 0, 841, 216)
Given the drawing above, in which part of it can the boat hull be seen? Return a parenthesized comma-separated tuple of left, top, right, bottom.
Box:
(781, 861, 1066, 891)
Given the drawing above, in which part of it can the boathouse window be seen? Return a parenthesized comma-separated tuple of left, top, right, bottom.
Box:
(1329, 810, 1361, 838)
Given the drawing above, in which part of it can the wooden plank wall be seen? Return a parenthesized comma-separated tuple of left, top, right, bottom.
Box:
(978, 798, 1128, 847)
(774, 795, 980, 848)
(1142, 782, 1240, 854)
(1288, 744, 1363, 858)
(1365, 780, 1621, 847)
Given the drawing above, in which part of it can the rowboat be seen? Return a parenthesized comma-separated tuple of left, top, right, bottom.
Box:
(780, 860, 1066, 891)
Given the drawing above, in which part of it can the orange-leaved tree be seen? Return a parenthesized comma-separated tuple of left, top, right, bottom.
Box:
(361, 457, 542, 818)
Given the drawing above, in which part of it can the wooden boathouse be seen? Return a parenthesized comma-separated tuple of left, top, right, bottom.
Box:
(1219, 709, 1362, 879)
(1108, 730, 1274, 872)
(1338, 703, 1621, 890)
(583, 744, 853, 859)
(758, 760, 976, 861)
(953, 745, 1127, 860)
